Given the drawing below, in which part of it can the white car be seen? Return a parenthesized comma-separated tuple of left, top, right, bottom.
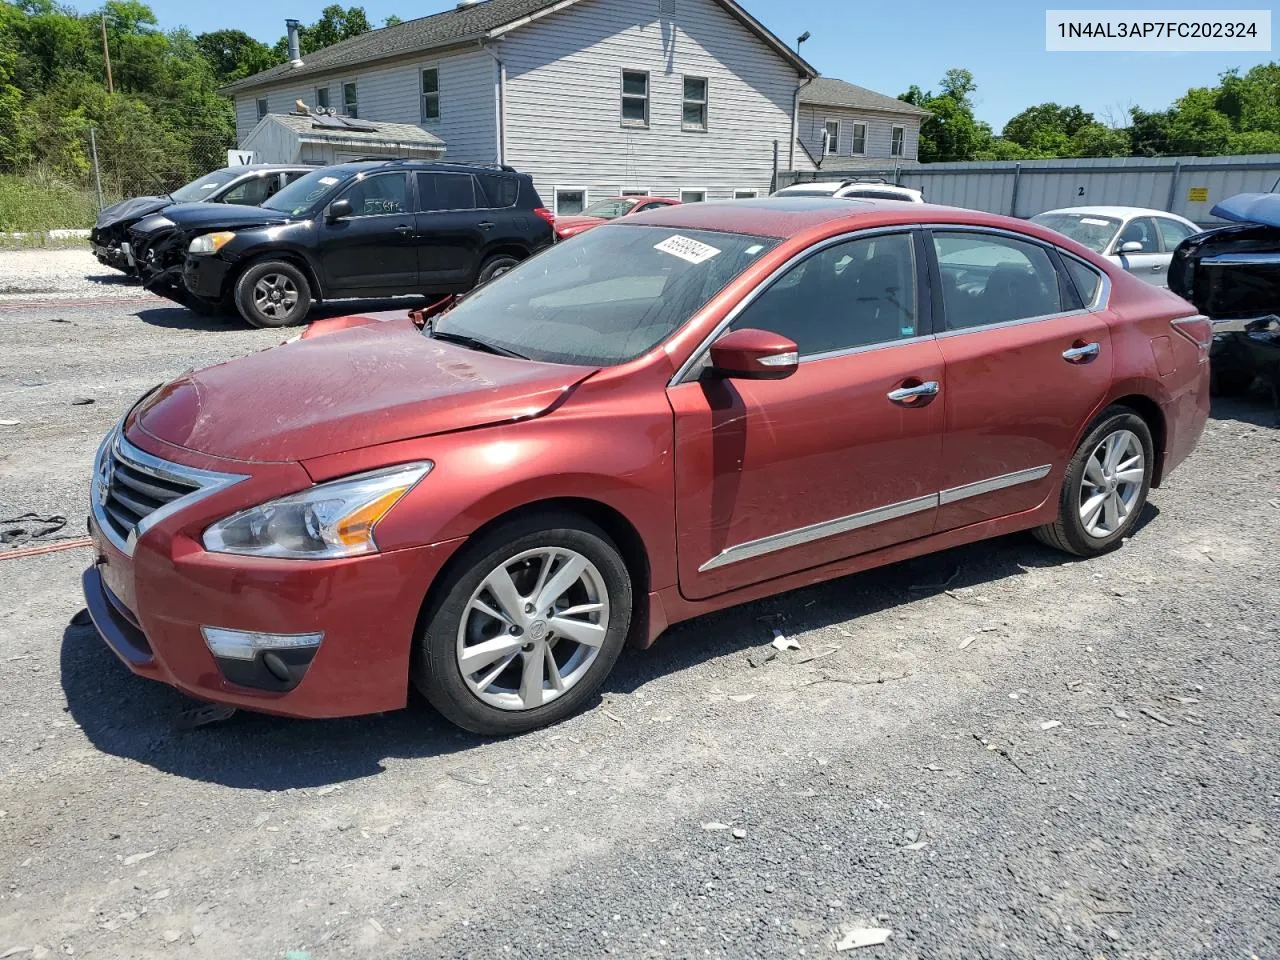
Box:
(773, 180, 925, 203)
(1030, 206, 1201, 288)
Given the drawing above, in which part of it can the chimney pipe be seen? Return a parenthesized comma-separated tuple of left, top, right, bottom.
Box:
(286, 19, 303, 66)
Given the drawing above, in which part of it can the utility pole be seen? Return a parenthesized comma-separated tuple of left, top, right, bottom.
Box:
(89, 127, 104, 211)
(101, 15, 113, 94)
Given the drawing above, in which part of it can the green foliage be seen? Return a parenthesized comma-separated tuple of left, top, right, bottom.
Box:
(273, 5, 373, 58)
(1002, 103, 1095, 151)
(900, 69, 996, 162)
(0, 171, 97, 230)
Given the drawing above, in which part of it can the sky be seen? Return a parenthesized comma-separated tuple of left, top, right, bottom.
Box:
(76, 0, 1276, 129)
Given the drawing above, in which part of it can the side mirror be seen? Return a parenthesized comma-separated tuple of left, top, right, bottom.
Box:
(708, 328, 799, 380)
(1118, 240, 1143, 254)
(327, 198, 353, 222)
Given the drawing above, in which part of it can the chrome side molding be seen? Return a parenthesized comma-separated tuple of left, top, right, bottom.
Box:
(698, 464, 1053, 572)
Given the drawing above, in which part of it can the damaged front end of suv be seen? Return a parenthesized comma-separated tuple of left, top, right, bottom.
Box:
(1169, 193, 1280, 401)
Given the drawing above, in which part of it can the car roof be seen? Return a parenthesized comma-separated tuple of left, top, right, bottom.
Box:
(311, 160, 523, 176)
(622, 197, 1040, 240)
(222, 163, 314, 173)
(1036, 206, 1194, 223)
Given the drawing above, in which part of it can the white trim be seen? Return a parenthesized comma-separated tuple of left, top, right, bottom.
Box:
(620, 68, 650, 129)
(620, 188, 650, 197)
(850, 121, 867, 156)
(553, 186, 589, 216)
(733, 189, 759, 199)
(890, 124, 906, 158)
(341, 78, 359, 118)
(679, 188, 707, 203)
(682, 75, 708, 132)
(419, 64, 441, 124)
(824, 119, 840, 156)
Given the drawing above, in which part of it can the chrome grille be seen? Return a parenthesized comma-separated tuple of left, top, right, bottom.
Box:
(91, 429, 246, 556)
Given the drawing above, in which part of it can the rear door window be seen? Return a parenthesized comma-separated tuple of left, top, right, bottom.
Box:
(932, 231, 1065, 329)
(418, 173, 477, 212)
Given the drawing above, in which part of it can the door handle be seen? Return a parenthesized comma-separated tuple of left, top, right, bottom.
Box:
(477, 221, 496, 230)
(1062, 342, 1100, 363)
(887, 380, 939, 405)
(1151, 264, 1164, 272)
(395, 225, 413, 237)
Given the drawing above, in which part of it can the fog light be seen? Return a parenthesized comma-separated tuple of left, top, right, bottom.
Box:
(201, 626, 323, 660)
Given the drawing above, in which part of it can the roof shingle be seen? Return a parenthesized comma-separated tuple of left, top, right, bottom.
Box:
(800, 77, 930, 117)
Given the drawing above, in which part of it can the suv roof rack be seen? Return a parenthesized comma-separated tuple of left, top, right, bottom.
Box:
(840, 177, 892, 186)
(339, 157, 519, 173)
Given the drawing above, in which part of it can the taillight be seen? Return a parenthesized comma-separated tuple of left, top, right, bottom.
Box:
(1171, 314, 1213, 356)
(533, 207, 555, 226)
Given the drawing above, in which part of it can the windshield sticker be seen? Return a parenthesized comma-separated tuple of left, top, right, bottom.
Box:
(1080, 217, 1110, 226)
(318, 176, 339, 185)
(745, 244, 764, 256)
(198, 183, 218, 190)
(654, 235, 721, 265)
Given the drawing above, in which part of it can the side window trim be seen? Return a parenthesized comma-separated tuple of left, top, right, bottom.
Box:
(337, 172, 410, 219)
(924, 224, 1110, 339)
(670, 226, 928, 386)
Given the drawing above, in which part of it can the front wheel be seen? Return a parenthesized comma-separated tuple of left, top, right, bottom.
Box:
(1034, 407, 1154, 557)
(234, 260, 313, 328)
(413, 512, 633, 736)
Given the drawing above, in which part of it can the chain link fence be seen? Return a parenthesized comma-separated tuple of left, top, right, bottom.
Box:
(84, 129, 235, 208)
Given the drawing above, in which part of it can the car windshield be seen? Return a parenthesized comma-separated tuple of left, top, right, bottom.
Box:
(1031, 213, 1121, 253)
(431, 225, 779, 366)
(260, 168, 351, 215)
(580, 199, 638, 219)
(169, 169, 241, 202)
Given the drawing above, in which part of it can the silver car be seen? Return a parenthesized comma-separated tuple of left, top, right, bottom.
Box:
(1030, 206, 1201, 288)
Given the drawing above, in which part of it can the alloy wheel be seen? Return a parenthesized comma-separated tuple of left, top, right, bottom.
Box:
(253, 273, 299, 321)
(1078, 428, 1145, 539)
(456, 547, 610, 712)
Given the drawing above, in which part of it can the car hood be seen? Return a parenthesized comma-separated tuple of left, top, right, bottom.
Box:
(1211, 193, 1280, 228)
(130, 211, 175, 239)
(129, 319, 597, 462)
(164, 202, 294, 232)
(95, 195, 169, 228)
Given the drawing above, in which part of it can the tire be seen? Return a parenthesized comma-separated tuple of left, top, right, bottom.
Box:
(233, 260, 312, 328)
(475, 253, 520, 288)
(1034, 406, 1154, 558)
(413, 511, 633, 736)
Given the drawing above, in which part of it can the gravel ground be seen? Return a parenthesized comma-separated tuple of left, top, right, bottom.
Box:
(0, 249, 1277, 959)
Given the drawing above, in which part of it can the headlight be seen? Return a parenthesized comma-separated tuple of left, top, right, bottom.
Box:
(188, 231, 236, 255)
(202, 462, 432, 559)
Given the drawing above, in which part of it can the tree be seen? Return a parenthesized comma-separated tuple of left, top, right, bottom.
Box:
(384, 14, 402, 27)
(1002, 102, 1095, 151)
(273, 5, 373, 58)
(1068, 123, 1130, 157)
(898, 69, 994, 162)
(196, 29, 279, 84)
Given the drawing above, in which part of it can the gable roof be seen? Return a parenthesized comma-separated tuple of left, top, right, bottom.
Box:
(222, 0, 816, 94)
(800, 77, 930, 117)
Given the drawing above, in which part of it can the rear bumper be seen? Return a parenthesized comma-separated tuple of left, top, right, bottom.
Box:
(1159, 358, 1211, 483)
(84, 511, 466, 719)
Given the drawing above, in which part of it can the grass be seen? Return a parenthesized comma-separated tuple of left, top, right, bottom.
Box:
(0, 172, 99, 233)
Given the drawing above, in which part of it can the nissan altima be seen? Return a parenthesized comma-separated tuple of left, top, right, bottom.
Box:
(84, 198, 1211, 735)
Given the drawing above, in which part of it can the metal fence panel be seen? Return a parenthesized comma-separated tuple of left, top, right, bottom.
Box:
(779, 154, 1280, 225)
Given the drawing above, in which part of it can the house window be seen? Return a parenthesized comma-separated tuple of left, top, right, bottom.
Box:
(891, 125, 905, 157)
(621, 70, 649, 127)
(682, 76, 707, 131)
(315, 86, 330, 110)
(255, 97, 268, 121)
(342, 81, 358, 118)
(734, 189, 758, 199)
(824, 121, 839, 155)
(851, 122, 867, 155)
(421, 67, 440, 122)
(680, 188, 706, 203)
(621, 188, 650, 197)
(555, 188, 588, 215)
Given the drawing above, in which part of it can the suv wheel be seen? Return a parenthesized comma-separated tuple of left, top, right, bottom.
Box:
(476, 254, 520, 287)
(1034, 406, 1154, 557)
(413, 511, 633, 736)
(234, 260, 313, 328)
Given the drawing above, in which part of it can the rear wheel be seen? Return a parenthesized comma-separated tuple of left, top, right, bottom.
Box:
(234, 260, 312, 328)
(475, 253, 520, 287)
(413, 512, 632, 736)
(1034, 407, 1154, 557)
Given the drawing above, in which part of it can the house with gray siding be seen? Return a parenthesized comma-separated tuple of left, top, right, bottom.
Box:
(793, 77, 929, 172)
(222, 0, 924, 212)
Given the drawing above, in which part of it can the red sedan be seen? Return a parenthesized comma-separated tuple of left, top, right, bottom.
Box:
(553, 195, 680, 240)
(84, 199, 1210, 735)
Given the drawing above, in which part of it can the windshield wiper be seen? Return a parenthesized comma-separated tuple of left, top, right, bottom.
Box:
(430, 328, 529, 360)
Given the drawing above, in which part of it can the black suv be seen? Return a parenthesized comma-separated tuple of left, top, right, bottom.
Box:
(168, 160, 554, 327)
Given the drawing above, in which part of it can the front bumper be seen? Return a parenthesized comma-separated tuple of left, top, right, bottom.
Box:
(83, 432, 466, 719)
(182, 255, 234, 301)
